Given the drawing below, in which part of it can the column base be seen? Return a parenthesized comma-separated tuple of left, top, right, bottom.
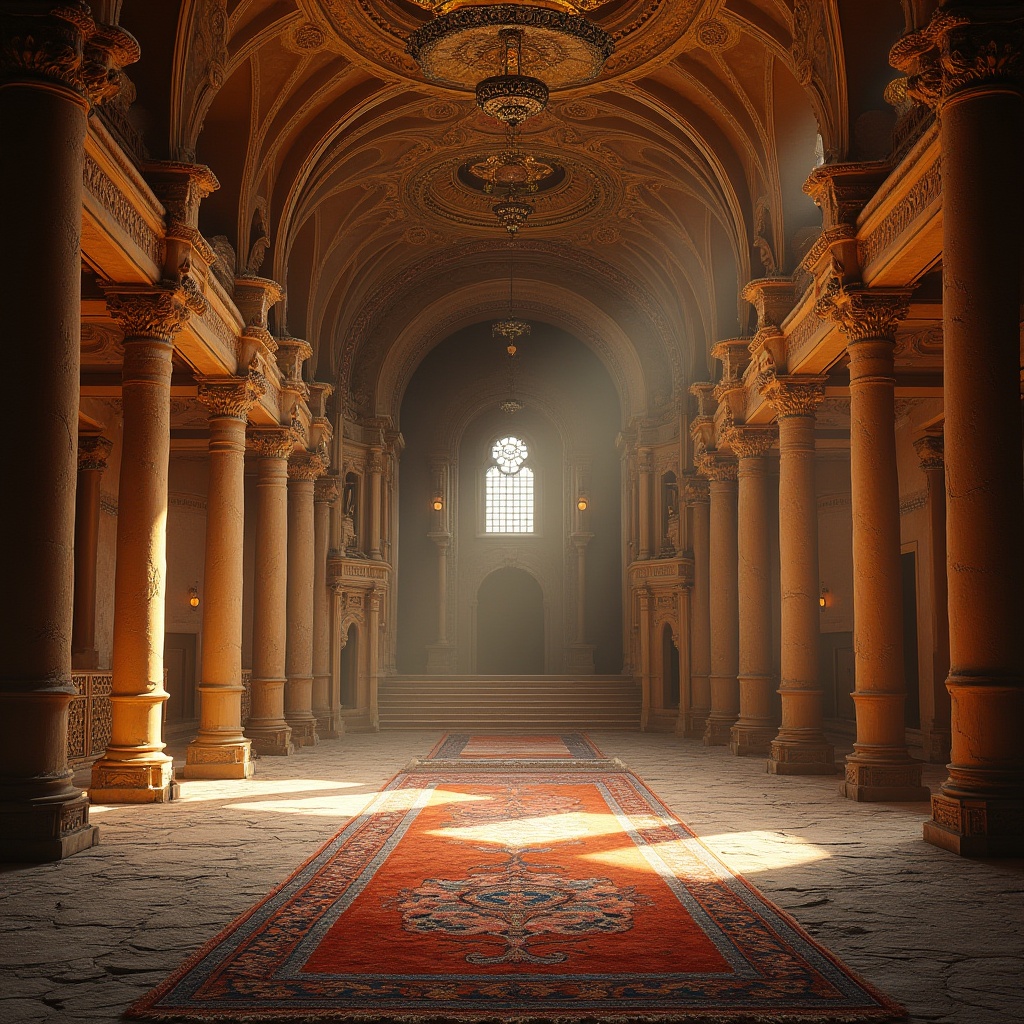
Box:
(246, 723, 295, 756)
(703, 715, 736, 746)
(840, 757, 930, 802)
(685, 708, 709, 739)
(178, 738, 255, 780)
(767, 738, 837, 775)
(287, 717, 320, 747)
(0, 792, 99, 863)
(729, 723, 775, 757)
(923, 792, 1024, 857)
(315, 712, 344, 739)
(89, 757, 177, 803)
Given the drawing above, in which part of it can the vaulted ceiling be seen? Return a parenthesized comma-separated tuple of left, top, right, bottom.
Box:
(117, 0, 906, 424)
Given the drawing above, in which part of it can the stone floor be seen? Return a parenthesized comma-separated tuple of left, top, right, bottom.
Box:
(2, 730, 1022, 1024)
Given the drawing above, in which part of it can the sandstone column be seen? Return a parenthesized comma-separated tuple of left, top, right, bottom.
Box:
(638, 586, 653, 730)
(827, 290, 928, 801)
(312, 474, 340, 739)
(245, 429, 295, 756)
(683, 475, 711, 737)
(638, 448, 654, 559)
(727, 426, 778, 756)
(180, 373, 266, 780)
(72, 435, 113, 669)
(702, 454, 739, 746)
(913, 434, 951, 763)
(368, 585, 382, 729)
(892, 7, 1024, 853)
(432, 533, 450, 644)
(90, 284, 200, 804)
(368, 446, 384, 560)
(759, 374, 835, 774)
(0, 3, 109, 858)
(285, 447, 325, 745)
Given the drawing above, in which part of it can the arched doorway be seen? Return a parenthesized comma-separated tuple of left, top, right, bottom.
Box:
(476, 567, 544, 674)
(340, 626, 359, 709)
(662, 624, 680, 709)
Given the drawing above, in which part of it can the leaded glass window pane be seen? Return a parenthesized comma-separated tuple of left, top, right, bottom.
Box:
(485, 435, 534, 533)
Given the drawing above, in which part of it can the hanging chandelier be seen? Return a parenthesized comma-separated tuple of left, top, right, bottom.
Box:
(407, 3, 614, 126)
(492, 189, 535, 236)
(492, 243, 530, 355)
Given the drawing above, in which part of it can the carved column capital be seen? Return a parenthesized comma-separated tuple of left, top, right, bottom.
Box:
(681, 474, 710, 506)
(81, 20, 139, 107)
(77, 434, 113, 472)
(913, 433, 945, 472)
(0, 3, 92, 95)
(819, 288, 912, 342)
(315, 474, 341, 506)
(724, 424, 777, 459)
(891, 7, 1024, 108)
(289, 447, 328, 482)
(248, 427, 297, 460)
(700, 451, 738, 483)
(197, 369, 267, 421)
(103, 283, 204, 342)
(757, 371, 828, 418)
(637, 447, 654, 474)
(367, 448, 385, 475)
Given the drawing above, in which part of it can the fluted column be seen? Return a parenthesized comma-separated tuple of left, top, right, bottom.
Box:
(245, 429, 295, 756)
(825, 290, 928, 801)
(72, 436, 113, 670)
(727, 426, 778, 756)
(683, 475, 711, 737)
(638, 448, 654, 559)
(313, 474, 340, 739)
(893, 7, 1024, 853)
(914, 434, 951, 764)
(286, 447, 326, 745)
(703, 454, 739, 746)
(180, 373, 266, 780)
(368, 447, 384, 560)
(759, 374, 835, 774)
(0, 2, 121, 858)
(90, 284, 201, 804)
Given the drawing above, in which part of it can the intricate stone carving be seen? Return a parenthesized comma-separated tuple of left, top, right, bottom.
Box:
(83, 156, 165, 268)
(248, 427, 297, 460)
(860, 158, 942, 271)
(757, 372, 828, 418)
(196, 369, 268, 420)
(289, 447, 328, 481)
(818, 288, 911, 342)
(77, 435, 113, 472)
(103, 283, 205, 341)
(315, 475, 341, 505)
(699, 451, 738, 483)
(914, 433, 944, 472)
(724, 425, 777, 459)
(680, 474, 709, 506)
(0, 3, 93, 92)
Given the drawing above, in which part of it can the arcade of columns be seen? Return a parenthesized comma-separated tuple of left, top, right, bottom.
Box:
(0, 2, 1021, 863)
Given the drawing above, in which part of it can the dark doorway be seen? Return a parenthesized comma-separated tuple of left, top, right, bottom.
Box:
(476, 567, 544, 674)
(902, 550, 921, 729)
(164, 632, 197, 733)
(340, 627, 359, 708)
(662, 624, 680, 709)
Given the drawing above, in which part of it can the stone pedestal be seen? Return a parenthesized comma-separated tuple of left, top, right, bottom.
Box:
(703, 456, 739, 746)
(0, 12, 102, 857)
(180, 376, 265, 780)
(759, 375, 835, 775)
(312, 476, 340, 738)
(246, 430, 295, 756)
(72, 436, 113, 670)
(285, 449, 325, 746)
(683, 477, 711, 738)
(91, 286, 200, 804)
(827, 293, 928, 802)
(893, 11, 1024, 853)
(728, 428, 777, 756)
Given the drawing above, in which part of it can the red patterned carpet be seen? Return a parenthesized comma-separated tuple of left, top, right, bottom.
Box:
(127, 745, 905, 1022)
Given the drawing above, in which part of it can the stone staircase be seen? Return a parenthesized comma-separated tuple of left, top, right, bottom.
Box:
(377, 675, 642, 730)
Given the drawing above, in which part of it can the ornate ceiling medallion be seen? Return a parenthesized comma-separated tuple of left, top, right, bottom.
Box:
(407, 3, 614, 119)
(464, 147, 558, 194)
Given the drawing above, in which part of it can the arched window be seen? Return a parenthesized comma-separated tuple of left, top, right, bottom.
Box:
(485, 435, 534, 533)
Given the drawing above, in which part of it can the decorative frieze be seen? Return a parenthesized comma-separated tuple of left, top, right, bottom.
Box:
(899, 490, 928, 516)
(860, 158, 942, 271)
(83, 156, 165, 268)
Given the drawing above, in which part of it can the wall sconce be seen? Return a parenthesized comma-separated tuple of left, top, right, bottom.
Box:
(819, 583, 829, 609)
(576, 494, 589, 512)
(431, 494, 444, 511)
(189, 585, 200, 609)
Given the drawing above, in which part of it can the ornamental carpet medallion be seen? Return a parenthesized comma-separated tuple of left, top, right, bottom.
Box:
(127, 764, 905, 1023)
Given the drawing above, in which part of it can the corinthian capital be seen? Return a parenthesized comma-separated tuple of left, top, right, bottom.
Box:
(699, 451, 738, 483)
(288, 447, 328, 482)
(913, 433, 945, 472)
(724, 424, 777, 459)
(197, 369, 267, 421)
(247, 427, 297, 460)
(890, 6, 1024, 107)
(0, 3, 92, 92)
(819, 288, 912, 342)
(757, 371, 828, 418)
(103, 284, 203, 342)
(680, 473, 710, 506)
(77, 434, 113, 472)
(315, 474, 341, 506)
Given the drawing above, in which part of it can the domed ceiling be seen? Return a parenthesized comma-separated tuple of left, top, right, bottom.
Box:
(121, 0, 903, 424)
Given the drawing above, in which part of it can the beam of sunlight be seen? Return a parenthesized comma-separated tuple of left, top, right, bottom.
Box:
(426, 810, 622, 847)
(224, 786, 490, 818)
